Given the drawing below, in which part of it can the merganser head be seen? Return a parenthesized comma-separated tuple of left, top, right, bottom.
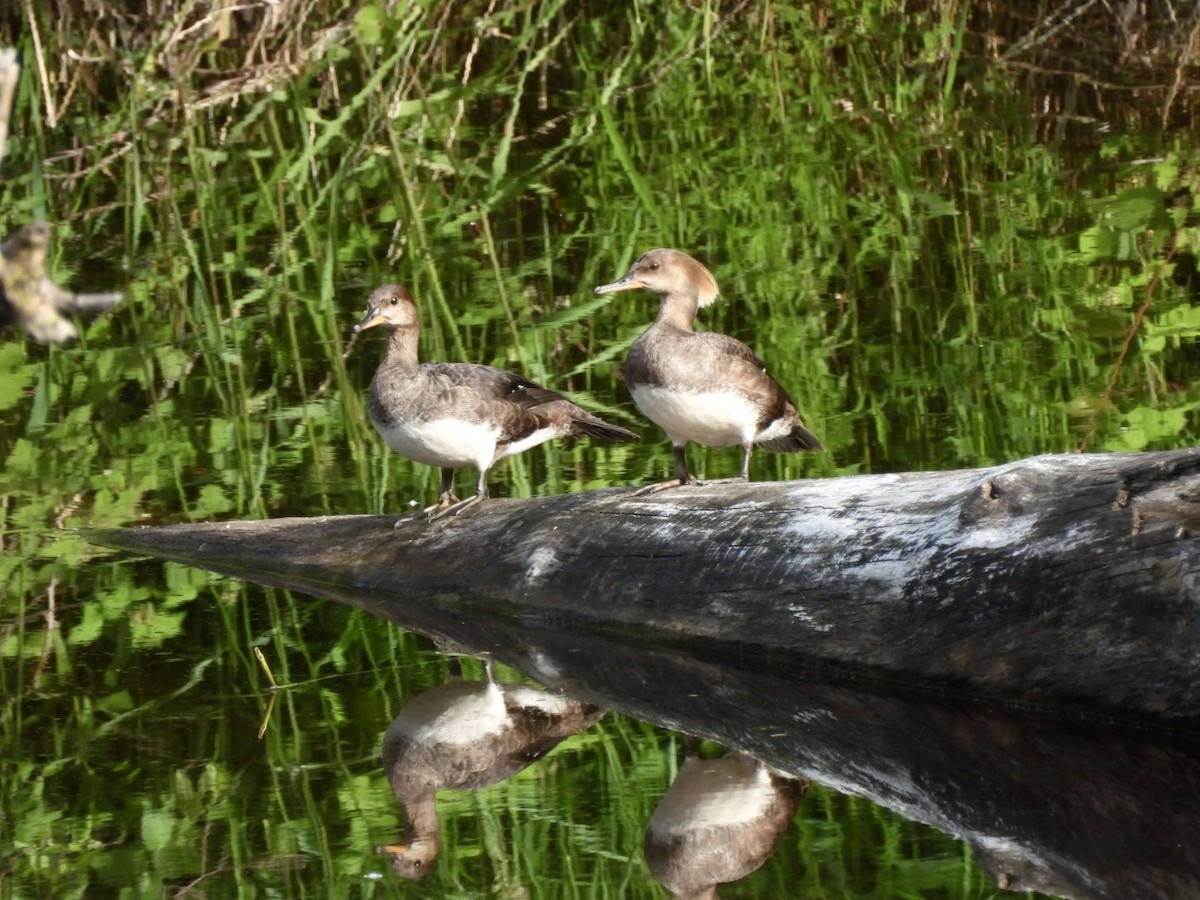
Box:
(593, 249, 719, 308)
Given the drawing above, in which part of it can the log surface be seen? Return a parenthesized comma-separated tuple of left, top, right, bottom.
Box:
(89, 448, 1200, 720)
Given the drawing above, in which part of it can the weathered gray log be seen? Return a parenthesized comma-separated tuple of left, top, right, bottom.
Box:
(88, 449, 1200, 899)
(88, 448, 1200, 721)
(89, 521, 1199, 900)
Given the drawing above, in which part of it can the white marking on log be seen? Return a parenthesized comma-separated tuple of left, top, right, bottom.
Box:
(957, 519, 1038, 550)
(526, 547, 559, 582)
(784, 606, 835, 631)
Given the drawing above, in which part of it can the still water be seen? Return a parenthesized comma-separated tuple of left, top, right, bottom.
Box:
(5, 1, 1200, 897)
(13, 529, 1200, 898)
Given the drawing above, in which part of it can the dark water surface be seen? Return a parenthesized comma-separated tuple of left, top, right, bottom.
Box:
(4, 2, 1200, 897)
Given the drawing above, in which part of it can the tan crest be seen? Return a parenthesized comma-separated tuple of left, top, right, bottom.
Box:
(684, 254, 720, 308)
(638, 248, 720, 307)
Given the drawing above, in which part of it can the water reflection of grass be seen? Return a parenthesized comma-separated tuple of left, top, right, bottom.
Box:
(2, 1, 1198, 896)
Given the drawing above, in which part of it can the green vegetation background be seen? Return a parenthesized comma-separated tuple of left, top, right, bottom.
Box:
(2, 0, 1198, 896)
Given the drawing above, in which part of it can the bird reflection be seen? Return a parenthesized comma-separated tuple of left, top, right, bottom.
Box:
(0, 223, 122, 343)
(645, 737, 806, 900)
(378, 658, 605, 879)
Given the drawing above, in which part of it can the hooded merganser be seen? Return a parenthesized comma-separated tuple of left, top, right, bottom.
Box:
(595, 249, 823, 492)
(355, 283, 637, 517)
(378, 660, 604, 878)
(644, 741, 806, 899)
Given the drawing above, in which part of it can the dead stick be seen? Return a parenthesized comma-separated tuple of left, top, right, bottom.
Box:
(254, 646, 280, 690)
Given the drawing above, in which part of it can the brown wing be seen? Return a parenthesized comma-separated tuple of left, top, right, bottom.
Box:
(630, 329, 794, 418)
(418, 363, 636, 444)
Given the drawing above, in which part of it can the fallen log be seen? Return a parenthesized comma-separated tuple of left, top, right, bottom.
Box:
(91, 518, 1200, 899)
(88, 447, 1200, 722)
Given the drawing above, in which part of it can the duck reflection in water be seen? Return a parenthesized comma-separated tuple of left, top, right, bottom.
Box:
(645, 737, 807, 900)
(377, 658, 605, 879)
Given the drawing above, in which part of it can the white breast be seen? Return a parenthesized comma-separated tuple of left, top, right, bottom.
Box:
(648, 755, 776, 834)
(374, 417, 499, 470)
(631, 385, 757, 448)
(393, 681, 510, 746)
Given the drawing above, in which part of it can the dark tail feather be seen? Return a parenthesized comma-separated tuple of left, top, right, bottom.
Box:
(759, 421, 824, 453)
(571, 413, 639, 443)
